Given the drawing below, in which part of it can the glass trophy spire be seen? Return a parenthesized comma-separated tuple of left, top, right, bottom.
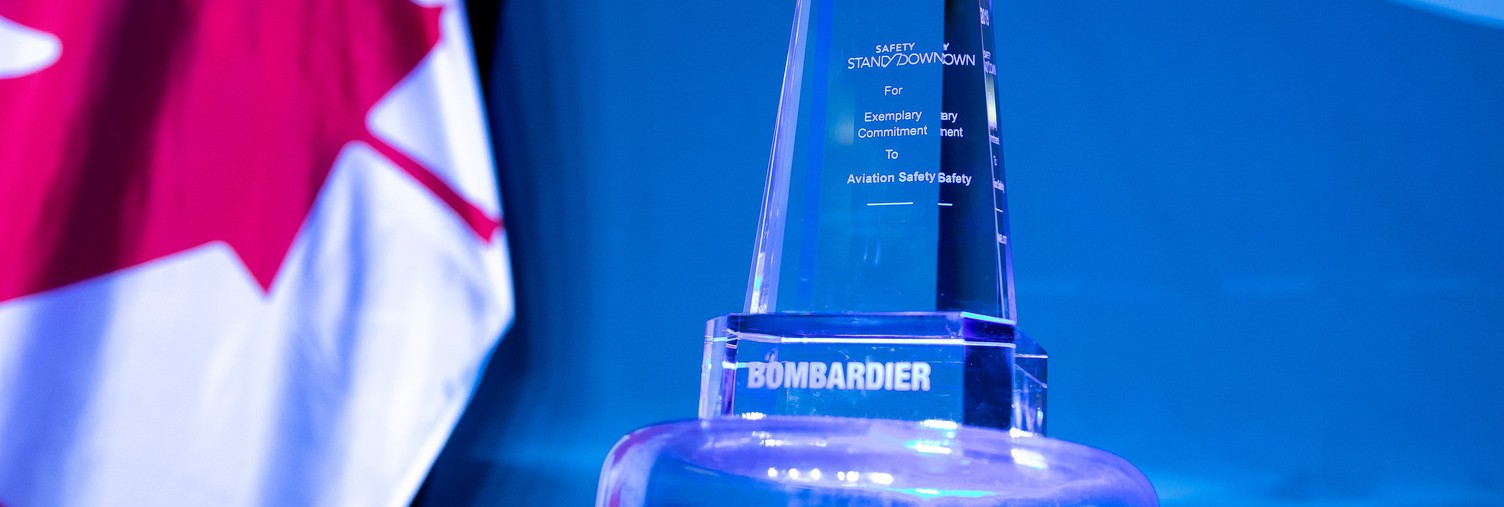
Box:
(702, 0, 1046, 433)
(745, 0, 1015, 321)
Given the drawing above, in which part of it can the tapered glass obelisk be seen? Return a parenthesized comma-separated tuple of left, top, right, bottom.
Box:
(701, 0, 1046, 432)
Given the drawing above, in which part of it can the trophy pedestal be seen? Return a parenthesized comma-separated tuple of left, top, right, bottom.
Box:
(701, 312, 1047, 433)
(597, 417, 1156, 507)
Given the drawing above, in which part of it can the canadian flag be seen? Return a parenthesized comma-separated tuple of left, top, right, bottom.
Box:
(0, 0, 513, 505)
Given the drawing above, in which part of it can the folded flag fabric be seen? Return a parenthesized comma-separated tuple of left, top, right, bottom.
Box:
(0, 0, 512, 505)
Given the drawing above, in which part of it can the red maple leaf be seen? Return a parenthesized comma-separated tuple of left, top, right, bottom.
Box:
(0, 0, 499, 303)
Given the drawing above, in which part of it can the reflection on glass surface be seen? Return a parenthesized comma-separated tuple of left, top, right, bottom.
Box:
(596, 417, 1156, 506)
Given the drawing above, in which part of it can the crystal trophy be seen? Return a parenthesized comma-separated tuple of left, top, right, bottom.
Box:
(597, 1, 1156, 504)
(699, 0, 1046, 432)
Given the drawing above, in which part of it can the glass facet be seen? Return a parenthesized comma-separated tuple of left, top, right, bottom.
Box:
(745, 0, 1015, 318)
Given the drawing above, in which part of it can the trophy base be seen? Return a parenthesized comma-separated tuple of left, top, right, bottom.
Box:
(597, 416, 1157, 506)
(700, 312, 1046, 432)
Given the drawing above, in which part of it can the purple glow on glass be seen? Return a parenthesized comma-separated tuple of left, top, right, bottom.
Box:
(598, 416, 1157, 506)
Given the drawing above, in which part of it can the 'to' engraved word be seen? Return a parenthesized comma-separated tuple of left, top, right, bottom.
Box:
(745, 361, 932, 391)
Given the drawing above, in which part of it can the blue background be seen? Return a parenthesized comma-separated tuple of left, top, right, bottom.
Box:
(418, 1, 1504, 505)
